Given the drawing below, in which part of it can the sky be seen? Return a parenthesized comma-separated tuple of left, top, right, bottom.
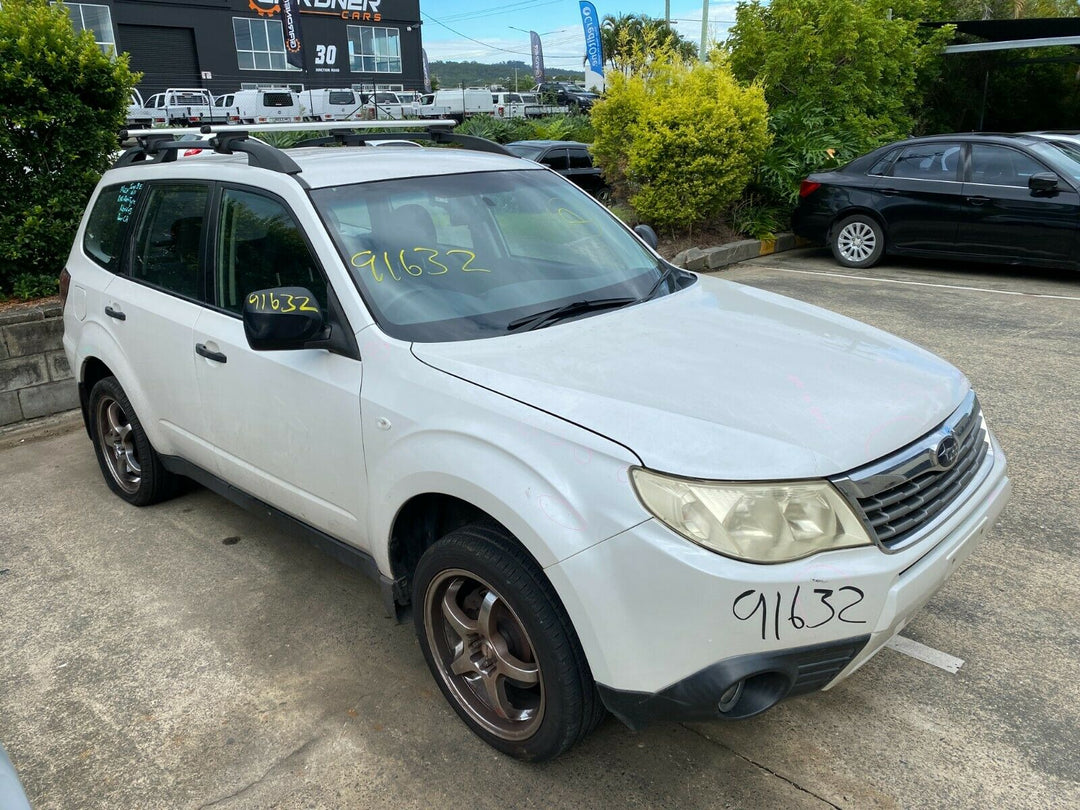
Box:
(418, 1, 740, 69)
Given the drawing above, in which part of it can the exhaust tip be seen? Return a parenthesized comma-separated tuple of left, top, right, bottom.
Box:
(717, 672, 789, 719)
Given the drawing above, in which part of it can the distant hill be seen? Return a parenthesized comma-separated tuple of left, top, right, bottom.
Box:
(428, 60, 585, 91)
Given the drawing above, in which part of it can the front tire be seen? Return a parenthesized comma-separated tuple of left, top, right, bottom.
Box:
(831, 214, 885, 268)
(88, 377, 178, 506)
(413, 523, 603, 761)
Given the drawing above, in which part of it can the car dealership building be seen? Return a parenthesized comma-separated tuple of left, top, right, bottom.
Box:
(66, 0, 425, 96)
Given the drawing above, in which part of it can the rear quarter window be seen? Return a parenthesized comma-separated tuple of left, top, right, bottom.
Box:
(83, 183, 141, 272)
(262, 92, 294, 107)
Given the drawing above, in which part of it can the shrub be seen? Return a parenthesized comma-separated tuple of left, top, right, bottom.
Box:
(590, 53, 770, 231)
(454, 114, 593, 145)
(727, 0, 952, 204)
(0, 0, 138, 298)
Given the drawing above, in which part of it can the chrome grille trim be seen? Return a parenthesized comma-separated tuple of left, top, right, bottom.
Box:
(831, 391, 992, 551)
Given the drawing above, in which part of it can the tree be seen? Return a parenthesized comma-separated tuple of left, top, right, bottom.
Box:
(727, 0, 953, 203)
(0, 0, 138, 296)
(599, 14, 697, 75)
(591, 52, 770, 231)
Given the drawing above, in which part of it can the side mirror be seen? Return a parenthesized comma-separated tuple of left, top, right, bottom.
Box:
(1029, 172, 1061, 194)
(634, 224, 659, 250)
(243, 287, 326, 351)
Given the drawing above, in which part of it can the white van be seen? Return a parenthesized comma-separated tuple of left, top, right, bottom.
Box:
(360, 91, 409, 120)
(491, 92, 566, 119)
(216, 89, 302, 125)
(300, 88, 362, 122)
(419, 89, 492, 120)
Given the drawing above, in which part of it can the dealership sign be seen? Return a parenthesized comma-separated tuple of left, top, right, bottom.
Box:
(249, 0, 386, 22)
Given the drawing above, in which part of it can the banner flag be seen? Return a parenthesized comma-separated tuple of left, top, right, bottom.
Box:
(422, 49, 432, 93)
(530, 31, 545, 83)
(282, 0, 304, 70)
(579, 2, 604, 77)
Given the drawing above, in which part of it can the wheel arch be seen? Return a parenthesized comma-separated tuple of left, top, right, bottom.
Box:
(829, 207, 888, 241)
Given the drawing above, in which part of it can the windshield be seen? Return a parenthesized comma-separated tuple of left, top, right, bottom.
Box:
(312, 170, 669, 342)
(1030, 140, 1080, 184)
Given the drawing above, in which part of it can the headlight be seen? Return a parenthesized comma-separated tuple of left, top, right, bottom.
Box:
(630, 468, 872, 563)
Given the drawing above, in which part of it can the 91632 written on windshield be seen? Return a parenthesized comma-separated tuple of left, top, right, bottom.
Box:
(351, 247, 490, 283)
(733, 585, 867, 641)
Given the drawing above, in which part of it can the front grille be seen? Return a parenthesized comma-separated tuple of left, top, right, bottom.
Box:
(833, 392, 990, 548)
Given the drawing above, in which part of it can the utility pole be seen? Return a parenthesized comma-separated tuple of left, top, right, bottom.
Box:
(665, 0, 670, 22)
(699, 0, 709, 61)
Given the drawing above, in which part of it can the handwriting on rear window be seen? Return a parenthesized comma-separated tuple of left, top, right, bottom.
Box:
(733, 586, 867, 642)
(116, 182, 144, 223)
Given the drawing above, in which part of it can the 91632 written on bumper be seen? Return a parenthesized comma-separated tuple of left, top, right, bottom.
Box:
(548, 437, 1010, 730)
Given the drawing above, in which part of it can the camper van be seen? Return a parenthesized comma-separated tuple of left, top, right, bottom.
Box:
(300, 88, 362, 121)
(215, 89, 302, 125)
(418, 88, 492, 121)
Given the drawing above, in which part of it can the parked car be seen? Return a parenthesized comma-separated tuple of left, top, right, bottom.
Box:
(214, 88, 302, 125)
(793, 133, 1080, 270)
(63, 122, 1009, 762)
(418, 88, 494, 120)
(299, 88, 362, 122)
(505, 140, 609, 199)
(143, 88, 224, 126)
(534, 82, 599, 112)
(492, 92, 566, 119)
(0, 744, 31, 810)
(125, 89, 154, 128)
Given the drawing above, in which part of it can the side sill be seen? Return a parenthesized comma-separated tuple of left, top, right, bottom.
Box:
(160, 455, 398, 617)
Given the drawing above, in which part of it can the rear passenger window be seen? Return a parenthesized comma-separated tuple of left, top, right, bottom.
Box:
(130, 184, 209, 300)
(216, 188, 327, 314)
(83, 183, 140, 272)
(568, 149, 592, 170)
(540, 150, 569, 171)
(890, 143, 961, 181)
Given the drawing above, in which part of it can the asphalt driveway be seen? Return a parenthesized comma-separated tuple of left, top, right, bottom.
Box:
(1, 248, 1077, 809)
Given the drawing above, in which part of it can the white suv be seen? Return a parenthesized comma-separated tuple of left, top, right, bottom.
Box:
(62, 124, 1011, 761)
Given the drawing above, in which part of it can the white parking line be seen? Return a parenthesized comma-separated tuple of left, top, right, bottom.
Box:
(886, 635, 965, 673)
(759, 266, 1080, 301)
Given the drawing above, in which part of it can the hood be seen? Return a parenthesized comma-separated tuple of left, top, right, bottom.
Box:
(412, 276, 968, 480)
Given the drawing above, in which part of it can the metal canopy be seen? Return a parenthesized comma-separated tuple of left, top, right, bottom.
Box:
(944, 35, 1080, 54)
(923, 17, 1080, 53)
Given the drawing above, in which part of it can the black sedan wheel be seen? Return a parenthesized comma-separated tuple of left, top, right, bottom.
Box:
(831, 214, 885, 269)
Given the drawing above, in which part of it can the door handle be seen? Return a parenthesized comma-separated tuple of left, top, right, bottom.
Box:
(966, 196, 991, 206)
(104, 306, 126, 321)
(879, 188, 900, 196)
(195, 343, 227, 364)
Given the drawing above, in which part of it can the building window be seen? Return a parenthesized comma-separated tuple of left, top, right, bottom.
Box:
(241, 82, 305, 93)
(347, 26, 401, 73)
(233, 17, 300, 72)
(66, 3, 115, 54)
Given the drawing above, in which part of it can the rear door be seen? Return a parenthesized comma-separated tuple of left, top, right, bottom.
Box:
(192, 185, 367, 544)
(958, 143, 1079, 266)
(875, 141, 965, 253)
(103, 181, 215, 468)
(565, 146, 605, 194)
(539, 148, 569, 174)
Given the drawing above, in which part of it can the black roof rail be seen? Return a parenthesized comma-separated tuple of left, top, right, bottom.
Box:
(291, 126, 514, 156)
(111, 121, 512, 173)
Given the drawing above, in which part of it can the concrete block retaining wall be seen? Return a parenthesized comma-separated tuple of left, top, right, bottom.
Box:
(0, 304, 78, 427)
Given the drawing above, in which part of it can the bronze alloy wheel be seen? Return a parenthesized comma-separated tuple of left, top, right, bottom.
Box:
(423, 568, 545, 741)
(95, 394, 142, 494)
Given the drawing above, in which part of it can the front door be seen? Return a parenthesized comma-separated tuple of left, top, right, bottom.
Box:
(192, 185, 367, 546)
(958, 143, 1080, 266)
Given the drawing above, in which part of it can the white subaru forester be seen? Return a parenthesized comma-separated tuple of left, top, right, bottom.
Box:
(62, 123, 1011, 761)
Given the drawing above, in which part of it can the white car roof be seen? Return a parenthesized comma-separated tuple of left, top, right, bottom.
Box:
(105, 145, 538, 189)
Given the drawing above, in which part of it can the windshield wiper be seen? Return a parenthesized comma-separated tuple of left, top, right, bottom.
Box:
(506, 297, 637, 332)
(640, 265, 679, 302)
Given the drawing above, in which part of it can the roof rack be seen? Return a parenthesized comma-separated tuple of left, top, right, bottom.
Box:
(112, 119, 512, 173)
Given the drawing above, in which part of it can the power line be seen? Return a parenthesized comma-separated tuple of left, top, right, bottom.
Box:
(439, 0, 569, 24)
(420, 11, 581, 59)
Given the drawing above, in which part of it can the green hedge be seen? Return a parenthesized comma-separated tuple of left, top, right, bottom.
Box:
(0, 0, 138, 299)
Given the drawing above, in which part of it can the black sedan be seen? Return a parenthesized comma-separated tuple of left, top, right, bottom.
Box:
(505, 140, 610, 200)
(793, 133, 1080, 270)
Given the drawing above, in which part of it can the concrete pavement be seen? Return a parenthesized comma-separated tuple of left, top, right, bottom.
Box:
(1, 249, 1077, 808)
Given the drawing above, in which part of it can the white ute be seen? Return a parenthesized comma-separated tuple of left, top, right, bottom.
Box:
(62, 122, 1011, 762)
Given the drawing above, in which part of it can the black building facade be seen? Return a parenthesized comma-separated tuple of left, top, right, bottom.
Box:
(67, 1, 424, 96)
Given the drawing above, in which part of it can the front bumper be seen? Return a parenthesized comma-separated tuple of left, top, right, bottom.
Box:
(546, 436, 1010, 727)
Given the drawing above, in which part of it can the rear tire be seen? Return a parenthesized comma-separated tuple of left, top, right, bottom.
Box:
(831, 214, 885, 269)
(88, 377, 178, 506)
(413, 523, 603, 761)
